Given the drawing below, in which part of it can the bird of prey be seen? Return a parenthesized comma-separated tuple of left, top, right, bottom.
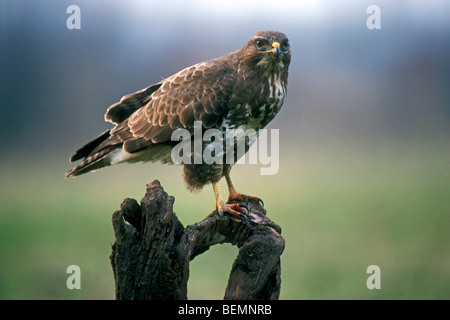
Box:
(66, 30, 291, 220)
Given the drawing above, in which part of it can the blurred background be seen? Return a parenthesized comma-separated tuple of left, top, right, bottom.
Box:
(0, 0, 449, 299)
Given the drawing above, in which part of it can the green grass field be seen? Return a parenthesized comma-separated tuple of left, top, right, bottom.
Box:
(0, 141, 448, 299)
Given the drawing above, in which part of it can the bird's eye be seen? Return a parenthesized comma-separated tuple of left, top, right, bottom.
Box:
(255, 39, 266, 50)
(281, 39, 290, 51)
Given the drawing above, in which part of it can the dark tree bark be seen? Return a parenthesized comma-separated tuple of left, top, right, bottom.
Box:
(110, 180, 285, 300)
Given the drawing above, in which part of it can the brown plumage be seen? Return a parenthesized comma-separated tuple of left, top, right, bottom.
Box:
(66, 30, 291, 219)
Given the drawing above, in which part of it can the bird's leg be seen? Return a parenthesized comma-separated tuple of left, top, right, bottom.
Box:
(224, 173, 264, 207)
(212, 182, 247, 221)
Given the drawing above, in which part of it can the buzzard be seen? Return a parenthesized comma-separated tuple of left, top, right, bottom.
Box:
(66, 30, 291, 220)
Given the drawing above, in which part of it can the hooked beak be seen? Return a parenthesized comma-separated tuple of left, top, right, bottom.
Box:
(262, 42, 281, 59)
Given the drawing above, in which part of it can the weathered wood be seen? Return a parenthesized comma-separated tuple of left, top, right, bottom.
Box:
(110, 179, 285, 300)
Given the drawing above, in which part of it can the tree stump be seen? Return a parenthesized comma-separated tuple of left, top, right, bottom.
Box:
(110, 179, 285, 300)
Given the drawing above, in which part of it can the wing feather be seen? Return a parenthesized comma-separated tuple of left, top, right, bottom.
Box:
(105, 83, 162, 124)
(108, 53, 238, 153)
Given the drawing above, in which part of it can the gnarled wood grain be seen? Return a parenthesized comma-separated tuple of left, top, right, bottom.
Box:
(110, 180, 284, 300)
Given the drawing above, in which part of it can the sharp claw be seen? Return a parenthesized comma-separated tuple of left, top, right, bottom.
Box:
(258, 198, 264, 207)
(215, 203, 248, 222)
(238, 203, 249, 212)
(241, 194, 249, 205)
(241, 194, 263, 207)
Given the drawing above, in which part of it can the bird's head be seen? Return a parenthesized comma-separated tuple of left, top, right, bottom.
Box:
(241, 30, 291, 73)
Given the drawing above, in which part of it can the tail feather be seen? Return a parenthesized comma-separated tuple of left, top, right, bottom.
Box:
(67, 129, 120, 178)
(66, 147, 117, 178)
(70, 130, 111, 162)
